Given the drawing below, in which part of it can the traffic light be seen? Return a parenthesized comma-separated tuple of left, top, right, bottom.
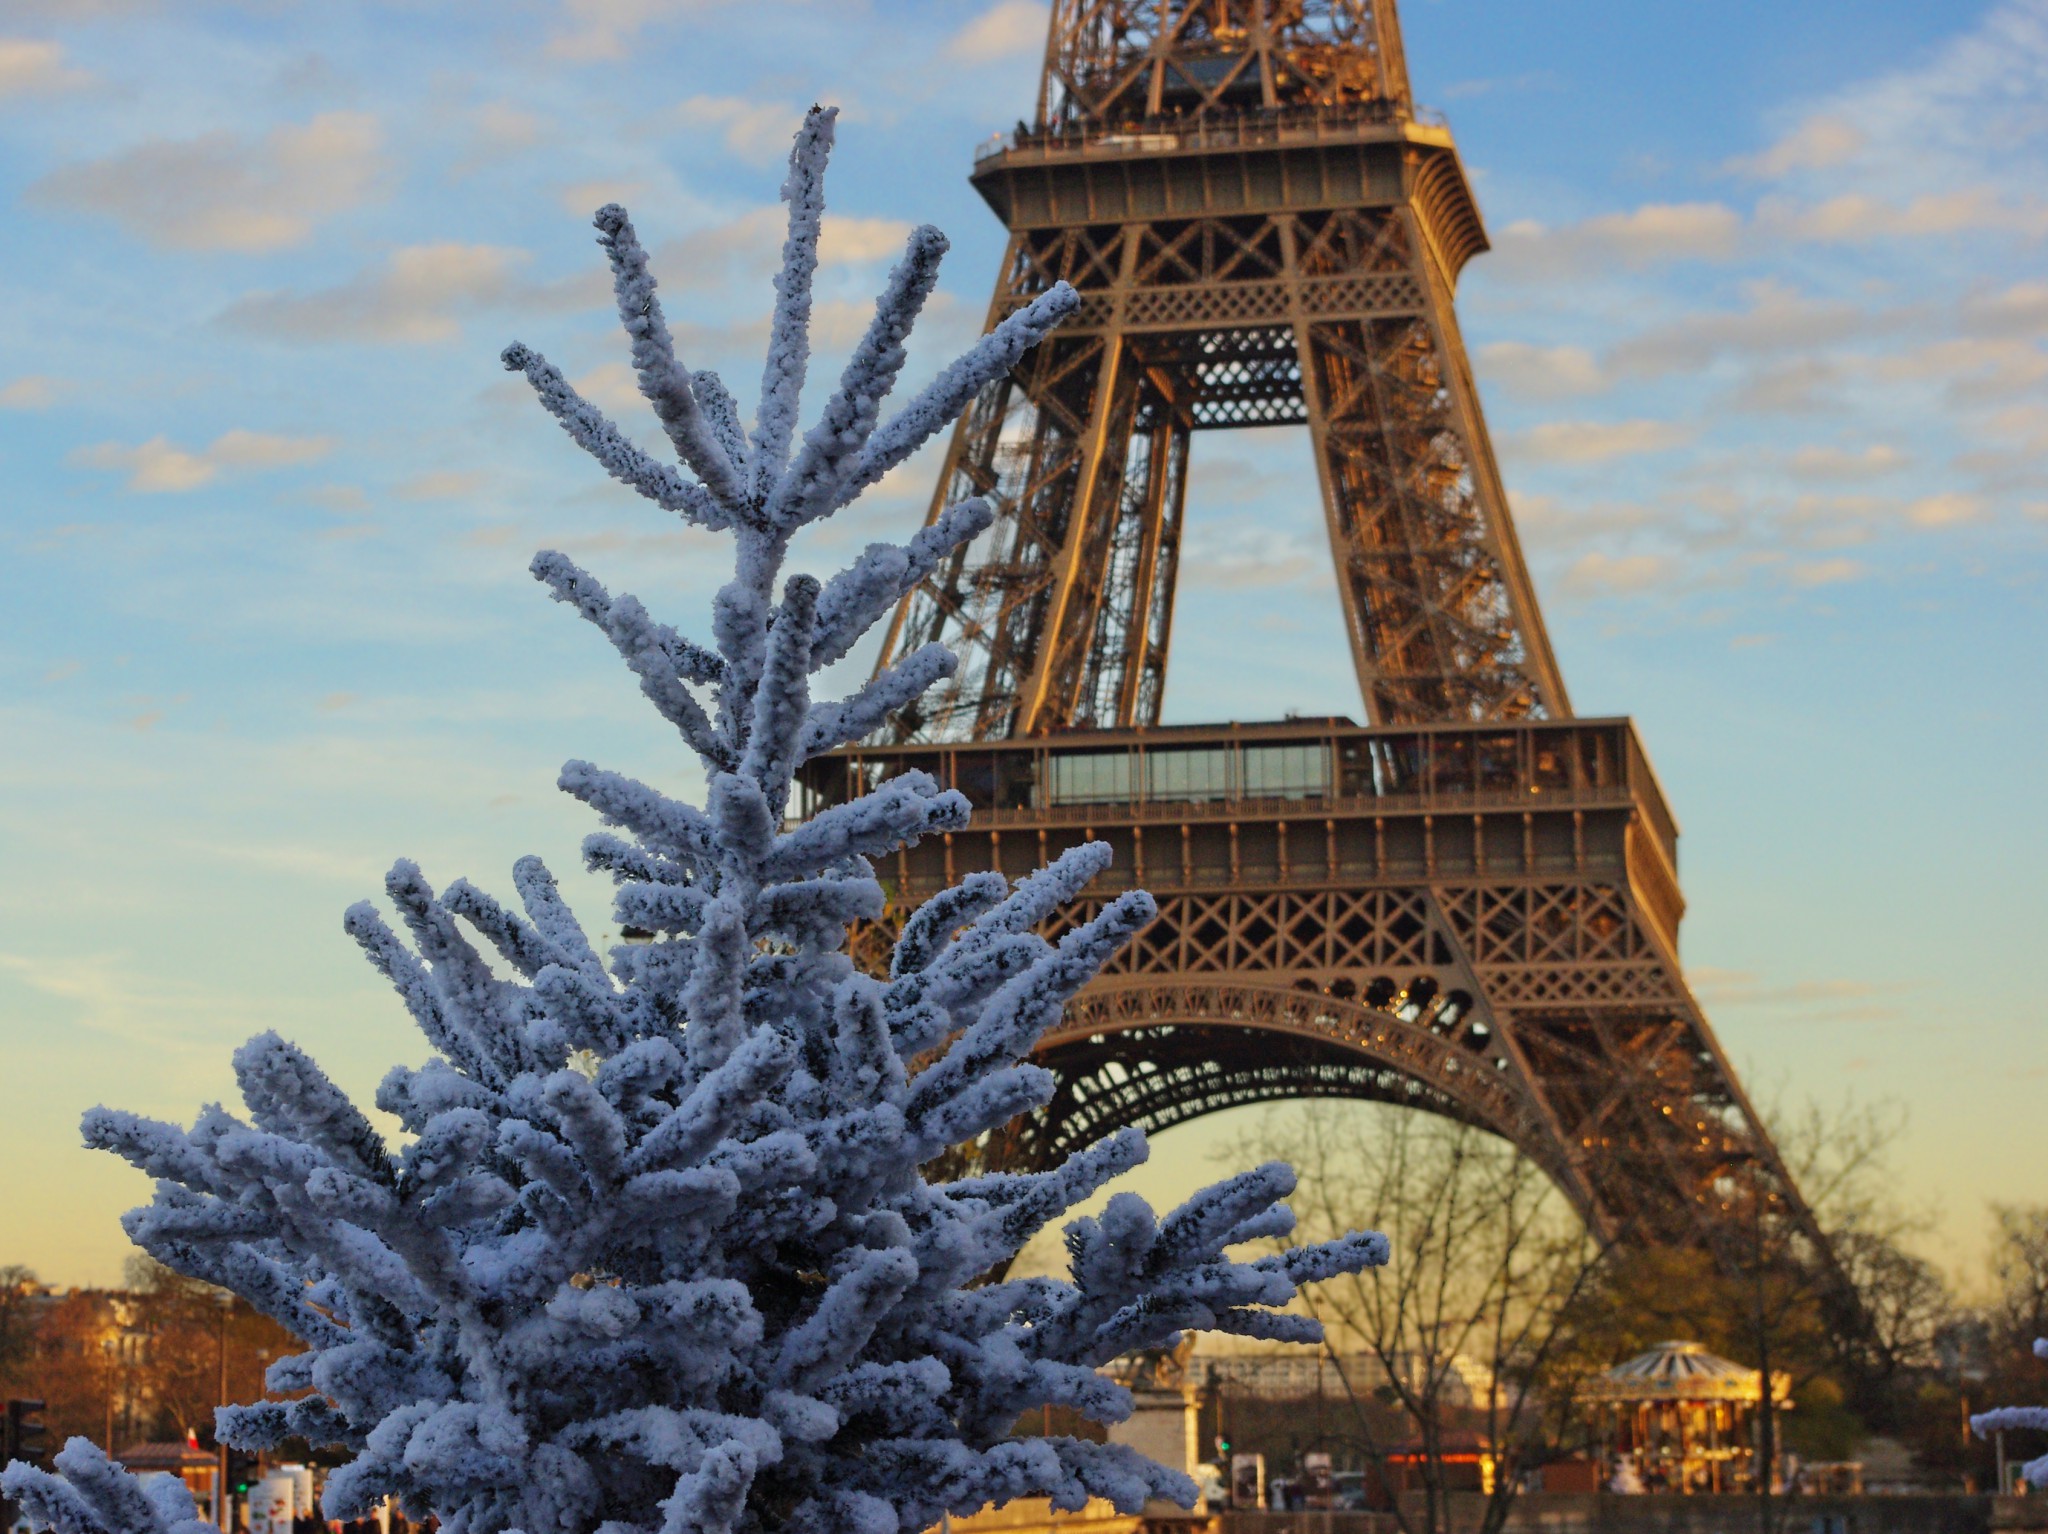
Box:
(1214, 1434, 1231, 1457)
(5, 1399, 49, 1467)
(227, 1447, 261, 1495)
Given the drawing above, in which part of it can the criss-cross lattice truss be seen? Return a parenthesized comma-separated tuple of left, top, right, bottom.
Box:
(803, 718, 1821, 1259)
(876, 0, 1556, 738)
(1039, 1, 1411, 132)
(835, 2, 1839, 1281)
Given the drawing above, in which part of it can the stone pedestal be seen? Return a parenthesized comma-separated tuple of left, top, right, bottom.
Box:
(1108, 1385, 1199, 1479)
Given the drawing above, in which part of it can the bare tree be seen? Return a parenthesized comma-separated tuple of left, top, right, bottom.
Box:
(121, 1256, 294, 1445)
(1972, 1206, 2048, 1484)
(0, 1260, 306, 1463)
(1770, 1097, 1955, 1386)
(1989, 1206, 2048, 1351)
(1751, 1098, 1960, 1524)
(15, 1291, 127, 1453)
(1227, 1103, 1607, 1534)
(0, 1267, 41, 1392)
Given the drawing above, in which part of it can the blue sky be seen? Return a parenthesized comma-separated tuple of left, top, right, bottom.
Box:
(2, 0, 2045, 1289)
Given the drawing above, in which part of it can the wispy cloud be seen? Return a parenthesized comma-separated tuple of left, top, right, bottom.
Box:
(219, 243, 600, 345)
(29, 112, 386, 253)
(213, 204, 917, 351)
(1880, 337, 2048, 405)
(653, 206, 915, 283)
(819, 215, 915, 264)
(1607, 282, 1884, 378)
(1962, 281, 2048, 337)
(1723, 115, 1867, 179)
(1757, 0, 2048, 203)
(1493, 164, 2048, 290)
(396, 470, 486, 500)
(1786, 556, 1867, 586)
(557, 179, 646, 216)
(1509, 418, 1694, 464)
(1786, 444, 1909, 479)
(671, 96, 807, 165)
(0, 36, 93, 98)
(1688, 965, 1915, 1023)
(1756, 188, 2048, 242)
(452, 102, 549, 177)
(946, 0, 1047, 63)
(0, 951, 235, 1051)
(0, 374, 64, 409)
(546, 0, 707, 62)
(1178, 524, 1320, 588)
(1492, 202, 1743, 277)
(1558, 551, 1673, 597)
(1474, 342, 1607, 401)
(1904, 491, 1985, 527)
(1439, 70, 1559, 102)
(72, 430, 334, 493)
(1722, 358, 1842, 415)
(304, 483, 370, 514)
(0, 0, 154, 17)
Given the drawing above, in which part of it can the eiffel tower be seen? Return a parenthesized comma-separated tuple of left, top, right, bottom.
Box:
(800, 0, 1821, 1255)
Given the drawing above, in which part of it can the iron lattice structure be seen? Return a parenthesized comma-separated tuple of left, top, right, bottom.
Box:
(837, 0, 1825, 1261)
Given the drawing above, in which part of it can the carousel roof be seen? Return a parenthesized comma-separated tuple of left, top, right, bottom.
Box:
(115, 1441, 219, 1471)
(1580, 1340, 1789, 1404)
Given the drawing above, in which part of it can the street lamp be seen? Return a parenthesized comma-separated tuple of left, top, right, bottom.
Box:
(100, 1336, 117, 1455)
(214, 1291, 233, 1532)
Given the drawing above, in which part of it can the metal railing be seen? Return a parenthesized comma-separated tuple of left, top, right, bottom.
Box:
(891, 849, 1611, 900)
(972, 101, 1446, 166)
(807, 719, 1678, 874)
(944, 782, 1636, 829)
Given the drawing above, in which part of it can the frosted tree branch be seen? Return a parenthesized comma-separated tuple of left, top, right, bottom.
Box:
(594, 204, 748, 513)
(4, 108, 1387, 1534)
(500, 344, 730, 529)
(836, 284, 1081, 508)
(749, 105, 835, 499)
(766, 223, 949, 534)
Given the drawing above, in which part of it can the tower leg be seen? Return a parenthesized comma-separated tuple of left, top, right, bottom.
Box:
(1279, 206, 1564, 725)
(1017, 332, 1135, 733)
(1111, 410, 1190, 726)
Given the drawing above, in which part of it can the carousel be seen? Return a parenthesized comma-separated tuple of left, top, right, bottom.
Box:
(1581, 1341, 1792, 1495)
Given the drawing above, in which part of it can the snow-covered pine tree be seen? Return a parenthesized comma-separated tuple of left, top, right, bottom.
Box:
(1, 107, 1387, 1534)
(1973, 1339, 2048, 1488)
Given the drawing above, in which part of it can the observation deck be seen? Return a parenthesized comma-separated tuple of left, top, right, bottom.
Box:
(801, 716, 1684, 960)
(965, 103, 1487, 287)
